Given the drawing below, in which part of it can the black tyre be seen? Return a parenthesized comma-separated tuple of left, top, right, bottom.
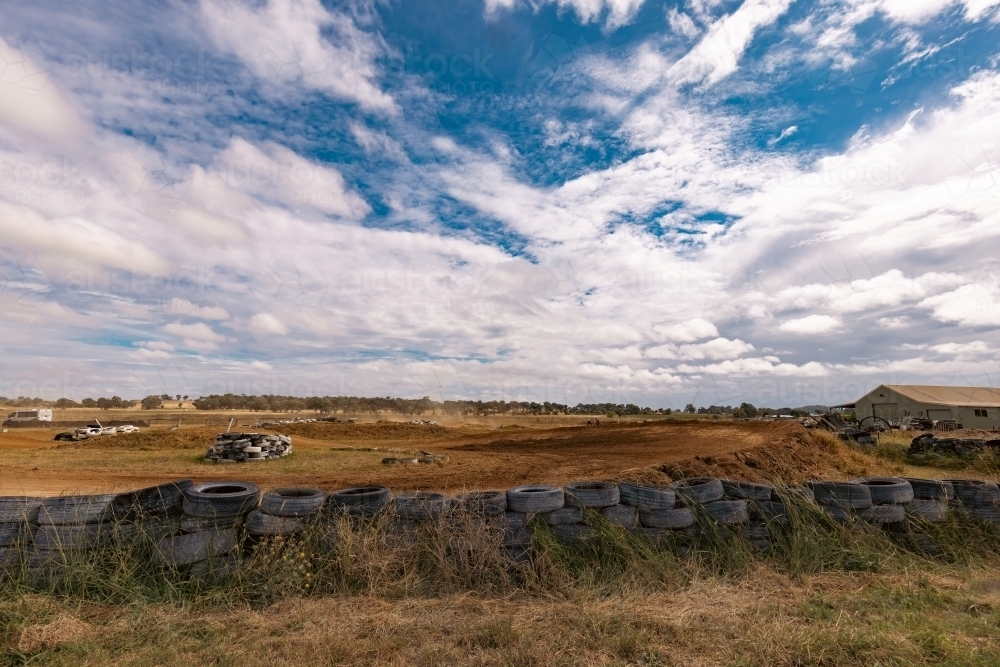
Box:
(33, 523, 111, 550)
(668, 478, 724, 504)
(704, 499, 749, 524)
(638, 506, 696, 530)
(181, 513, 245, 532)
(599, 504, 638, 528)
(395, 492, 451, 521)
(849, 478, 914, 505)
(327, 486, 392, 516)
(859, 504, 905, 525)
(903, 478, 951, 501)
(721, 480, 773, 501)
(246, 510, 305, 536)
(182, 482, 260, 518)
(502, 512, 530, 548)
(113, 480, 192, 519)
(455, 491, 507, 517)
(156, 529, 238, 567)
(943, 479, 1000, 508)
(808, 481, 872, 509)
(0, 522, 28, 547)
(968, 505, 1000, 523)
(781, 486, 815, 503)
(260, 488, 326, 517)
(564, 481, 620, 508)
(551, 523, 597, 543)
(906, 499, 948, 522)
(822, 505, 852, 522)
(744, 521, 769, 540)
(506, 486, 564, 513)
(37, 495, 116, 525)
(618, 482, 675, 510)
(750, 500, 789, 524)
(0, 497, 42, 523)
(539, 507, 583, 525)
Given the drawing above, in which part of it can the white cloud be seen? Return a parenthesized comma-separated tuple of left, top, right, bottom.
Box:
(920, 283, 1000, 326)
(668, 9, 701, 38)
(927, 340, 994, 357)
(652, 317, 719, 342)
(484, 0, 647, 28)
(162, 322, 226, 351)
(249, 313, 289, 336)
(669, 0, 795, 86)
(779, 315, 843, 335)
(647, 336, 755, 360)
(199, 0, 395, 111)
(0, 38, 87, 143)
(771, 270, 966, 314)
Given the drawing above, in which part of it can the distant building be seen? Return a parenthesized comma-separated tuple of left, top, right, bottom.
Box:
(838, 384, 1000, 429)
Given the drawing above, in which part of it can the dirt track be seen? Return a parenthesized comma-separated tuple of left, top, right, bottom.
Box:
(0, 419, 846, 495)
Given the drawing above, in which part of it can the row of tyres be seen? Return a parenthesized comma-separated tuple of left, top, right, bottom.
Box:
(2, 474, 1000, 578)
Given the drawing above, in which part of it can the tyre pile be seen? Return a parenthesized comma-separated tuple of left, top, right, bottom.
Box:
(3, 474, 1000, 582)
(909, 433, 1000, 457)
(206, 433, 292, 463)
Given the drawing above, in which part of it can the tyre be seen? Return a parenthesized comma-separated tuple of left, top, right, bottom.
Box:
(455, 491, 507, 517)
(182, 482, 260, 518)
(668, 478, 724, 504)
(539, 506, 583, 525)
(246, 510, 304, 536)
(506, 486, 564, 513)
(0, 497, 42, 523)
(564, 481, 620, 508)
(638, 506, 696, 530)
(0, 522, 27, 547)
(721, 480, 773, 501)
(33, 523, 111, 550)
(617, 482, 675, 510)
(750, 501, 789, 524)
(502, 512, 531, 548)
(0, 546, 19, 569)
(968, 505, 1000, 523)
(180, 513, 245, 533)
(943, 479, 1000, 508)
(395, 492, 451, 521)
(156, 529, 238, 567)
(599, 504, 638, 528)
(782, 486, 815, 503)
(260, 488, 326, 517)
(327, 486, 392, 517)
(848, 478, 914, 505)
(704, 500, 749, 524)
(636, 526, 675, 546)
(822, 505, 852, 522)
(808, 481, 872, 509)
(37, 495, 116, 525)
(188, 555, 239, 580)
(903, 478, 951, 501)
(551, 523, 597, 543)
(906, 499, 948, 522)
(744, 521, 769, 540)
(113, 480, 192, 519)
(859, 504, 905, 525)
(139, 514, 182, 541)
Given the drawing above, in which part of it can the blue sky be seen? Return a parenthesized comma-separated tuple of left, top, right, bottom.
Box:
(0, 0, 999, 408)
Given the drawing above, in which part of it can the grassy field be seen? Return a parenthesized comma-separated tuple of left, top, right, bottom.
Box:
(4, 421, 1000, 665)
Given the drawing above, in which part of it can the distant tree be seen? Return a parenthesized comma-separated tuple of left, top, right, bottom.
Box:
(96, 397, 111, 410)
(684, 404, 696, 414)
(664, 408, 672, 415)
(54, 398, 78, 408)
(81, 398, 97, 408)
(182, 395, 189, 400)
(739, 402, 759, 418)
(142, 395, 163, 410)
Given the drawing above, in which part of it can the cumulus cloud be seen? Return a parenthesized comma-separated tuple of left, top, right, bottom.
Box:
(249, 313, 289, 336)
(163, 322, 227, 351)
(652, 318, 719, 342)
(168, 298, 230, 321)
(199, 0, 395, 111)
(779, 315, 844, 335)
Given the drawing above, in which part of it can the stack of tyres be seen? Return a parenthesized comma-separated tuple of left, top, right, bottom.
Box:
(808, 481, 873, 523)
(670, 477, 750, 540)
(619, 481, 692, 546)
(556, 481, 620, 542)
(945, 479, 1000, 523)
(848, 478, 914, 527)
(31, 495, 116, 575)
(321, 486, 392, 551)
(246, 488, 327, 540)
(723, 480, 776, 549)
(156, 481, 259, 578)
(388, 492, 452, 547)
(206, 433, 292, 462)
(504, 485, 564, 559)
(111, 479, 192, 544)
(0, 497, 42, 573)
(902, 478, 952, 523)
(451, 491, 508, 561)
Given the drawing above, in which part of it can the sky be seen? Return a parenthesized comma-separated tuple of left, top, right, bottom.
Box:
(0, 0, 999, 409)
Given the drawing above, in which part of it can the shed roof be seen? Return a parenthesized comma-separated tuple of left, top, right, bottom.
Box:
(878, 385, 1000, 408)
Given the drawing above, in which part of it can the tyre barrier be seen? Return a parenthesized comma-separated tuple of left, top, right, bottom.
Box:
(4, 474, 1000, 582)
(206, 432, 292, 463)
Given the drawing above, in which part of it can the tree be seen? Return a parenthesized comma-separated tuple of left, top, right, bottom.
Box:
(684, 404, 696, 414)
(54, 398, 78, 408)
(96, 397, 111, 410)
(160, 394, 171, 400)
(81, 398, 97, 408)
(739, 402, 759, 418)
(142, 395, 163, 410)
